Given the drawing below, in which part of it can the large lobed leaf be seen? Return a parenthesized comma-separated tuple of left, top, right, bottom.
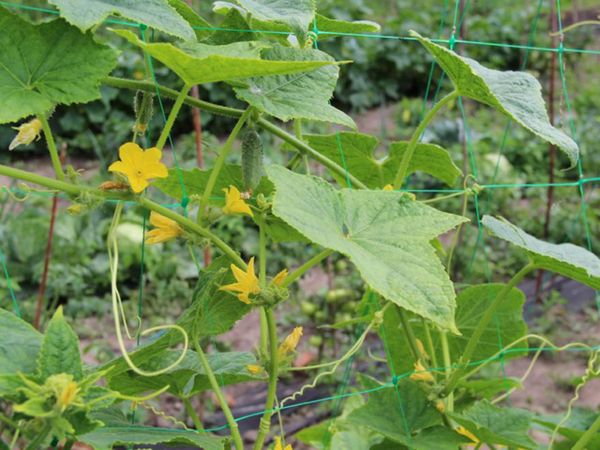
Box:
(266, 165, 467, 332)
(411, 31, 579, 167)
(234, 46, 355, 128)
(483, 215, 600, 289)
(48, 0, 195, 41)
(305, 132, 462, 187)
(114, 29, 337, 85)
(0, 8, 117, 124)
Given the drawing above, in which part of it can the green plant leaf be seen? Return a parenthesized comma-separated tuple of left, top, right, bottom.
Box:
(79, 426, 225, 450)
(0, 309, 42, 374)
(114, 30, 336, 85)
(234, 0, 315, 31)
(383, 284, 528, 376)
(37, 306, 83, 381)
(47, 0, 195, 41)
(234, 46, 355, 128)
(305, 132, 462, 187)
(535, 409, 600, 449)
(204, 7, 258, 45)
(108, 351, 262, 396)
(168, 0, 213, 40)
(0, 9, 117, 124)
(459, 377, 522, 400)
(411, 31, 579, 167)
(314, 14, 380, 39)
(482, 215, 600, 289)
(266, 164, 466, 331)
(449, 400, 536, 449)
(347, 376, 440, 434)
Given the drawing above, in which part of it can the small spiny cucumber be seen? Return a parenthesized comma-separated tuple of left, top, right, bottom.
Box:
(241, 127, 264, 191)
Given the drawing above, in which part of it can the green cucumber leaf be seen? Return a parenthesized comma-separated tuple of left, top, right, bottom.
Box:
(108, 350, 262, 397)
(0, 309, 42, 375)
(0, 9, 117, 124)
(114, 30, 336, 85)
(37, 307, 83, 381)
(348, 375, 441, 432)
(79, 426, 225, 450)
(459, 377, 522, 400)
(449, 400, 536, 449)
(314, 14, 380, 39)
(234, 46, 355, 128)
(411, 30, 578, 167)
(305, 132, 462, 187)
(266, 164, 467, 332)
(47, 0, 195, 41)
(535, 409, 600, 449)
(167, 0, 213, 40)
(234, 0, 315, 31)
(382, 284, 527, 377)
(483, 215, 600, 289)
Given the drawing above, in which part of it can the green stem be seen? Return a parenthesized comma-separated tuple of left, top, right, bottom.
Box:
(258, 219, 268, 357)
(198, 107, 253, 217)
(102, 77, 367, 190)
(572, 413, 600, 450)
(281, 249, 333, 288)
(253, 308, 279, 450)
(156, 84, 191, 150)
(422, 319, 439, 369)
(193, 339, 244, 449)
(445, 263, 536, 393)
(446, 188, 470, 275)
(393, 90, 458, 189)
(182, 397, 204, 432)
(0, 164, 245, 269)
(398, 308, 420, 361)
(39, 115, 65, 181)
(24, 423, 50, 450)
(440, 331, 453, 411)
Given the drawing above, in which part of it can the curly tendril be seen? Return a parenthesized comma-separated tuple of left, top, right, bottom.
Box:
(108, 202, 189, 377)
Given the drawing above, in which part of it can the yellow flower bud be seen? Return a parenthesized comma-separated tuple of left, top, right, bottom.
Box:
(410, 360, 434, 383)
(9, 118, 42, 150)
(278, 327, 303, 357)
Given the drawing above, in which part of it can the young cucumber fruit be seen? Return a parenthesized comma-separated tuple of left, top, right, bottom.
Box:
(241, 127, 264, 191)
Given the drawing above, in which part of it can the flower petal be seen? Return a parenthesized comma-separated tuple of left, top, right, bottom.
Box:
(119, 142, 143, 166)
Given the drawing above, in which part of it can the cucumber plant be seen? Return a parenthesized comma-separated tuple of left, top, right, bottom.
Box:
(0, 1, 598, 449)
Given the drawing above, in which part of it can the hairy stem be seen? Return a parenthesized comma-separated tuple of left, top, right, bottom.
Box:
(281, 249, 333, 288)
(182, 397, 204, 432)
(39, 115, 65, 181)
(258, 219, 268, 357)
(253, 308, 279, 450)
(398, 308, 420, 361)
(445, 263, 536, 393)
(156, 83, 191, 150)
(393, 90, 458, 188)
(193, 339, 244, 449)
(440, 331, 453, 411)
(198, 107, 253, 218)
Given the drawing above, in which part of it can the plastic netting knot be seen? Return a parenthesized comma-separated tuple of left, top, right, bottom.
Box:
(180, 196, 190, 209)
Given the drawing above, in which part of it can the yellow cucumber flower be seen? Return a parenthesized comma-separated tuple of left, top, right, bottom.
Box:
(415, 338, 429, 361)
(220, 257, 260, 304)
(223, 185, 253, 217)
(246, 364, 264, 375)
(410, 360, 434, 383)
(57, 380, 80, 411)
(108, 142, 168, 193)
(274, 436, 292, 450)
(456, 426, 479, 444)
(146, 212, 183, 244)
(278, 326, 303, 358)
(382, 184, 394, 191)
(9, 118, 42, 150)
(271, 269, 288, 287)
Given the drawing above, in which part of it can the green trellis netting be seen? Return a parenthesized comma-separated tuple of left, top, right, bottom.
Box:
(0, 0, 598, 445)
